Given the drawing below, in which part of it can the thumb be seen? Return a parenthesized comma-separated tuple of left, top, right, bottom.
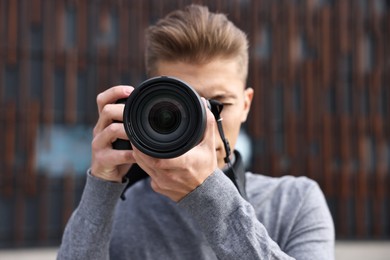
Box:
(201, 98, 217, 147)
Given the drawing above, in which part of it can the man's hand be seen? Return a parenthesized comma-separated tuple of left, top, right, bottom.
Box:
(90, 85, 136, 182)
(132, 99, 218, 202)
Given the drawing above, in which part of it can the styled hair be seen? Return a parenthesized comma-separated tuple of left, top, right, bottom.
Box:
(145, 4, 249, 81)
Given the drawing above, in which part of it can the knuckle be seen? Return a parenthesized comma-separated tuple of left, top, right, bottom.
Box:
(92, 125, 99, 137)
(101, 105, 112, 117)
(153, 159, 166, 169)
(107, 123, 121, 135)
(163, 171, 176, 182)
(123, 150, 134, 161)
(91, 137, 100, 150)
(96, 92, 105, 106)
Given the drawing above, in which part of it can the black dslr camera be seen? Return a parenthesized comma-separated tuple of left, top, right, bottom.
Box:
(113, 76, 225, 159)
(114, 76, 248, 200)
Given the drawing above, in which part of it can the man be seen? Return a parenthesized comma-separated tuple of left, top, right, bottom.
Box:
(58, 4, 334, 259)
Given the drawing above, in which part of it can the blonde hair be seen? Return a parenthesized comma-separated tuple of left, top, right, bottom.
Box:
(145, 4, 248, 81)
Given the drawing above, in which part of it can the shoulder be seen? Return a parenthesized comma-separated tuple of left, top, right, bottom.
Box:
(245, 172, 334, 249)
(245, 172, 329, 223)
(245, 172, 319, 203)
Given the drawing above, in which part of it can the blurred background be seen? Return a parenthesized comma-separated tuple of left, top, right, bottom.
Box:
(0, 0, 389, 257)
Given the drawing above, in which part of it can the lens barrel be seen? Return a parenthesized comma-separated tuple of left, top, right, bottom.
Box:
(123, 76, 207, 158)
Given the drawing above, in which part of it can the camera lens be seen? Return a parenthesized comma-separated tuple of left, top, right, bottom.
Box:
(149, 100, 181, 134)
(123, 76, 206, 158)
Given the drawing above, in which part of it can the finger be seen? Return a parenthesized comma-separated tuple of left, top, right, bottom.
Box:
(93, 103, 125, 136)
(96, 85, 133, 114)
(91, 148, 135, 181)
(200, 100, 216, 147)
(94, 148, 136, 167)
(92, 122, 129, 150)
(131, 146, 163, 177)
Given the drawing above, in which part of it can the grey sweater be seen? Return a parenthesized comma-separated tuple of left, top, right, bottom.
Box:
(57, 169, 334, 259)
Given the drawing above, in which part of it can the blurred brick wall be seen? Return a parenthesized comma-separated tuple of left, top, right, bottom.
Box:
(0, 0, 389, 247)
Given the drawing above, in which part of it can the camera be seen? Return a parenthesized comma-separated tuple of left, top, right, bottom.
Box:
(113, 76, 216, 158)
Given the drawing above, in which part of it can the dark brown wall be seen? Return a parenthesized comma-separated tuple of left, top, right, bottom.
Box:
(0, 0, 389, 247)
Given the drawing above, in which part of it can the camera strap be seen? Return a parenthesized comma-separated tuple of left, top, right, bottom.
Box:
(209, 99, 248, 201)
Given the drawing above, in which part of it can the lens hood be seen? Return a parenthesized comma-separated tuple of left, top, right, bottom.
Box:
(123, 76, 207, 158)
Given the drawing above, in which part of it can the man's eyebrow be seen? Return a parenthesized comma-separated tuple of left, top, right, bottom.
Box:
(210, 93, 237, 100)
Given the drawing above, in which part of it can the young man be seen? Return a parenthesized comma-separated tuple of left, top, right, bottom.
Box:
(58, 5, 334, 259)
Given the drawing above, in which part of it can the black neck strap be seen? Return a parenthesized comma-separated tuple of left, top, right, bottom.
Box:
(224, 150, 248, 200)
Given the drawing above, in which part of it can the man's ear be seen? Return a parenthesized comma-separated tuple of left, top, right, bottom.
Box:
(241, 87, 254, 122)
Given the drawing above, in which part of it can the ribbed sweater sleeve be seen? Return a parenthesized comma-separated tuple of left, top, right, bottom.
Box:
(57, 171, 127, 260)
(178, 169, 334, 260)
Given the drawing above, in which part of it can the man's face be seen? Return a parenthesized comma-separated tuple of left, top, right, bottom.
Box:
(155, 58, 254, 169)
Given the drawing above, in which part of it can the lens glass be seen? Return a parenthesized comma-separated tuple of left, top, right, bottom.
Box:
(149, 101, 181, 134)
(140, 96, 188, 142)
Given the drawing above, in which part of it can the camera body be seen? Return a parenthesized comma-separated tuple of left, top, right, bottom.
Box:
(113, 76, 215, 159)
